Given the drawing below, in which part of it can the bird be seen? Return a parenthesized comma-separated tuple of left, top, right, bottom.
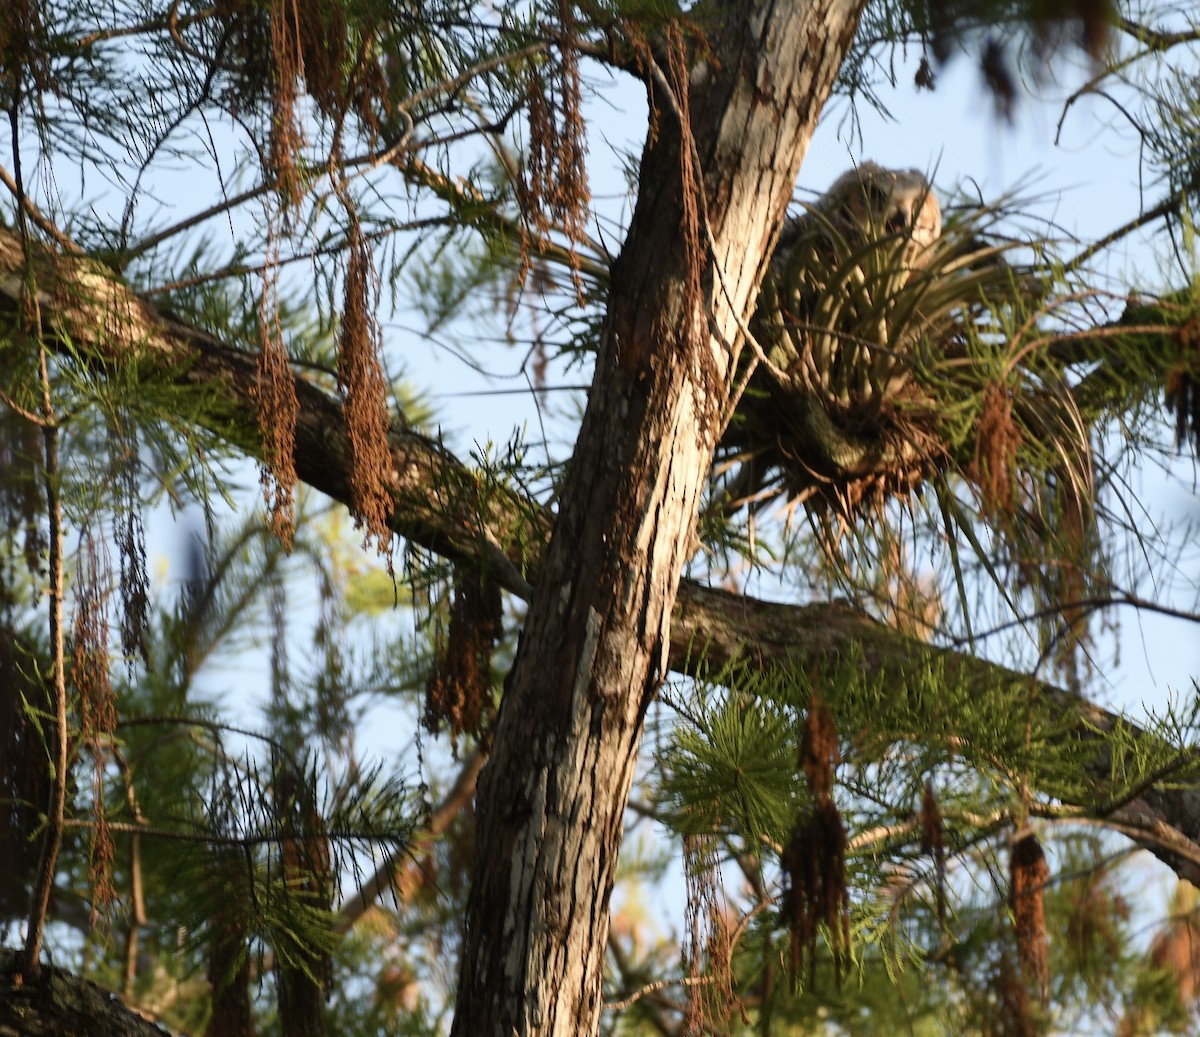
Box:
(776, 162, 942, 277)
(717, 162, 948, 514)
(763, 162, 944, 413)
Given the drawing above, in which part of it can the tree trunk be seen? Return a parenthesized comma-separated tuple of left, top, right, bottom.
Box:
(450, 3, 868, 1033)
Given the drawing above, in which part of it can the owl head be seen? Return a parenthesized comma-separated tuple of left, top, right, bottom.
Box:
(820, 162, 942, 266)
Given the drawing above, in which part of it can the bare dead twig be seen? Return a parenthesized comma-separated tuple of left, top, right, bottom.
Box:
(333, 747, 487, 930)
(0, 161, 82, 255)
(605, 974, 714, 1013)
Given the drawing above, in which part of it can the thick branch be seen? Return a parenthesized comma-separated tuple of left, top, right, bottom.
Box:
(0, 948, 170, 1037)
(672, 581, 1200, 881)
(0, 227, 550, 589)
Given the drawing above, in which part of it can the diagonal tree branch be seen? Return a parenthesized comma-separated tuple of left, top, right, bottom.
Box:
(671, 581, 1200, 882)
(0, 947, 171, 1037)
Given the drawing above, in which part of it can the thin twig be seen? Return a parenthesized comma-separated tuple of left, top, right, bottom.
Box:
(22, 358, 67, 979)
(73, 4, 217, 48)
(605, 974, 714, 1013)
(112, 745, 148, 996)
(1062, 193, 1181, 275)
(0, 161, 82, 254)
(16, 105, 69, 976)
(1114, 15, 1200, 52)
(140, 217, 447, 297)
(124, 42, 553, 263)
(8, 100, 68, 978)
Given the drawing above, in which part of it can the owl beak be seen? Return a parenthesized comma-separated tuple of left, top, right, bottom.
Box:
(885, 209, 911, 236)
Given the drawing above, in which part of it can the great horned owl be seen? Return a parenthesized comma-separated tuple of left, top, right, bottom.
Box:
(762, 162, 943, 413)
(775, 161, 941, 281)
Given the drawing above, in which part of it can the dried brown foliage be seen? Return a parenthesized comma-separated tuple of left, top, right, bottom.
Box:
(74, 533, 118, 925)
(781, 802, 849, 988)
(782, 695, 849, 986)
(519, 2, 590, 298)
(682, 834, 738, 1035)
(1040, 462, 1096, 680)
(921, 780, 946, 928)
(1010, 831, 1050, 1006)
(110, 424, 149, 665)
(217, 0, 388, 142)
(249, 0, 366, 558)
(284, 0, 347, 118)
(214, 0, 273, 113)
(258, 0, 350, 207)
(424, 570, 503, 747)
(800, 694, 840, 800)
(266, 0, 305, 212)
(973, 381, 1021, 520)
(256, 257, 300, 549)
(338, 223, 395, 557)
(974, 363, 1098, 683)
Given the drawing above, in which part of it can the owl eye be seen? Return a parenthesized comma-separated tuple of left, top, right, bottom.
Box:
(863, 183, 891, 214)
(885, 209, 911, 235)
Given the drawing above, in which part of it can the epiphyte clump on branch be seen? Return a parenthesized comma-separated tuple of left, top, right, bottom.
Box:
(718, 161, 1047, 522)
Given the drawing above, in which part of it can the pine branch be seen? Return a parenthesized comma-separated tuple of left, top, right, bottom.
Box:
(333, 747, 485, 930)
(670, 583, 1200, 883)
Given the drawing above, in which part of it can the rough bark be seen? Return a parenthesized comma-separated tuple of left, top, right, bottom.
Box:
(0, 947, 171, 1037)
(450, 3, 868, 1033)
